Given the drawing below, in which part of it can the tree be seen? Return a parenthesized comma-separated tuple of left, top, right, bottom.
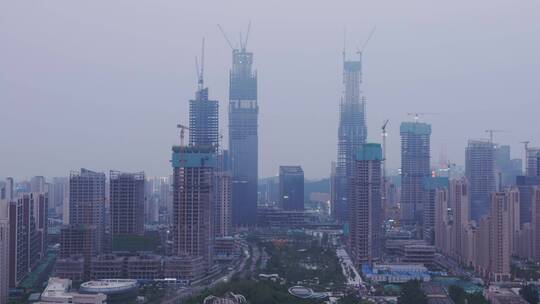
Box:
(466, 292, 489, 304)
(448, 285, 467, 304)
(520, 284, 539, 304)
(397, 280, 428, 304)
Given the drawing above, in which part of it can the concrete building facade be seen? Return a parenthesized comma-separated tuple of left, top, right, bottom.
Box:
(400, 122, 431, 225)
(347, 143, 382, 266)
(109, 171, 145, 237)
(171, 145, 215, 271)
(466, 140, 496, 221)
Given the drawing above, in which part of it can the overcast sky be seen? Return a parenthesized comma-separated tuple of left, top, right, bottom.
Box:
(1, 1, 539, 180)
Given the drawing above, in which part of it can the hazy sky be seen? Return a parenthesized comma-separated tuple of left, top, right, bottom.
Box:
(1, 1, 540, 180)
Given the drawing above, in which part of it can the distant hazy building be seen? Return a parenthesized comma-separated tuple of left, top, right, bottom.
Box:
(434, 187, 451, 255)
(172, 145, 215, 270)
(495, 145, 522, 186)
(110, 171, 145, 237)
(450, 179, 469, 262)
(0, 204, 9, 303)
(189, 74, 219, 150)
(30, 176, 46, 193)
(348, 144, 382, 266)
(466, 140, 496, 221)
(68, 169, 106, 254)
(228, 44, 258, 227)
(279, 166, 304, 211)
(333, 52, 368, 223)
(526, 147, 540, 177)
(532, 187, 540, 262)
(516, 175, 540, 226)
(400, 122, 431, 225)
(422, 177, 449, 245)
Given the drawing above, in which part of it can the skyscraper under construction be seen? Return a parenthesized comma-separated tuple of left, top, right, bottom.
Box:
(332, 51, 368, 223)
(228, 42, 258, 227)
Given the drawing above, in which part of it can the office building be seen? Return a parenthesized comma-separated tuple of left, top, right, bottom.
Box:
(172, 145, 215, 270)
(347, 143, 382, 266)
(495, 145, 522, 186)
(110, 171, 145, 237)
(189, 77, 219, 150)
(400, 122, 431, 225)
(526, 147, 540, 177)
(333, 51, 368, 223)
(279, 166, 304, 211)
(466, 140, 496, 221)
(228, 44, 258, 227)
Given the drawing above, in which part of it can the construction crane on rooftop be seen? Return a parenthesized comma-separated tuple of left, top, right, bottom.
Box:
(195, 38, 205, 91)
(177, 124, 189, 147)
(217, 22, 251, 51)
(406, 112, 440, 122)
(485, 129, 509, 143)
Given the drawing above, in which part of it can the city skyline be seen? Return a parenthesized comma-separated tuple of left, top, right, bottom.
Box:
(2, 1, 540, 179)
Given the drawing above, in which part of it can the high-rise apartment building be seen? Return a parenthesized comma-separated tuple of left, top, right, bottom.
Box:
(532, 187, 540, 262)
(466, 140, 496, 221)
(450, 179, 469, 262)
(347, 143, 382, 267)
(6, 194, 39, 287)
(279, 166, 304, 211)
(110, 171, 145, 237)
(434, 187, 450, 255)
(228, 45, 258, 227)
(172, 145, 215, 270)
(0, 203, 9, 304)
(68, 168, 106, 253)
(334, 53, 368, 223)
(214, 172, 232, 238)
(422, 177, 449, 245)
(400, 122, 431, 225)
(487, 192, 511, 282)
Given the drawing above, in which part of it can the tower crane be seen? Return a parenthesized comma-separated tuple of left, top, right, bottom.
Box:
(406, 112, 440, 122)
(176, 124, 189, 147)
(484, 129, 509, 143)
(381, 119, 389, 178)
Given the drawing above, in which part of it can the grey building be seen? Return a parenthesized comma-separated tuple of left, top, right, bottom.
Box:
(189, 85, 219, 150)
(110, 171, 145, 237)
(228, 46, 258, 227)
(279, 166, 304, 211)
(526, 147, 540, 177)
(466, 140, 496, 221)
(422, 177, 449, 245)
(348, 143, 382, 266)
(333, 54, 368, 223)
(171, 145, 215, 271)
(400, 122, 431, 225)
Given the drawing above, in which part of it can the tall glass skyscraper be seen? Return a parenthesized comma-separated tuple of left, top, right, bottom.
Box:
(333, 55, 368, 223)
(228, 47, 258, 226)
